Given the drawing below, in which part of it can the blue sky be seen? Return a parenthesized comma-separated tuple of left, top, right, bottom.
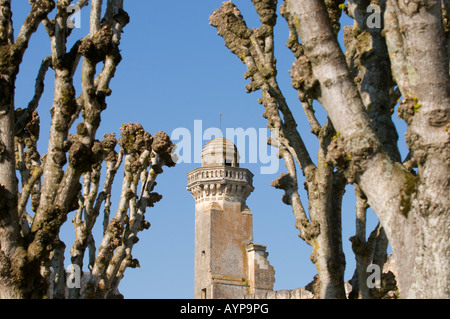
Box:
(11, 1, 405, 298)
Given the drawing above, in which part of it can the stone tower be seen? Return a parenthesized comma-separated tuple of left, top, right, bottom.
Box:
(187, 138, 275, 299)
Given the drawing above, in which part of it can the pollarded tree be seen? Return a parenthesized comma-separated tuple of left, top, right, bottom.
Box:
(211, 0, 449, 299)
(0, 0, 175, 299)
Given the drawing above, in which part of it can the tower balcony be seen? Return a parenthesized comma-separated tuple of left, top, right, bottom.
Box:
(186, 166, 254, 204)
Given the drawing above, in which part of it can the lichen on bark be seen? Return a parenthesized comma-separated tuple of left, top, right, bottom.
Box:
(0, 1, 175, 299)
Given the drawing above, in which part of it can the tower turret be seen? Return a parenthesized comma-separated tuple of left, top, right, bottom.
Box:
(187, 138, 274, 299)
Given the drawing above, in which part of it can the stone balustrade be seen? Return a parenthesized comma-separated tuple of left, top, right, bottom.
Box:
(187, 166, 253, 185)
(187, 166, 254, 204)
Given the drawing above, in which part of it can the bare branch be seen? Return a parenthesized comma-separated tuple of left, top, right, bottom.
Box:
(14, 1, 55, 60)
(343, 1, 401, 161)
(210, 1, 315, 175)
(0, 0, 13, 45)
(103, 0, 124, 24)
(18, 166, 42, 226)
(15, 56, 52, 135)
(282, 0, 412, 227)
(82, 126, 174, 298)
(90, 0, 103, 36)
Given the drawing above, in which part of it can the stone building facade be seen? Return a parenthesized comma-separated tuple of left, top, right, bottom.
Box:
(187, 138, 275, 299)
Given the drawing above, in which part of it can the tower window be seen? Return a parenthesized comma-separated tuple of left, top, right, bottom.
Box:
(201, 288, 207, 299)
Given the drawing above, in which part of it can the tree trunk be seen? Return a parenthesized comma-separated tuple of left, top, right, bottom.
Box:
(285, 0, 449, 298)
(210, 1, 350, 298)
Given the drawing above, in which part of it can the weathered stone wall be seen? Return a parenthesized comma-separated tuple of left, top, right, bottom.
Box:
(245, 288, 315, 299)
(192, 200, 254, 299)
(246, 244, 275, 295)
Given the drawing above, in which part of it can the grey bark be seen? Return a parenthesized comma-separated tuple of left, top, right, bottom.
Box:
(0, 1, 176, 299)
